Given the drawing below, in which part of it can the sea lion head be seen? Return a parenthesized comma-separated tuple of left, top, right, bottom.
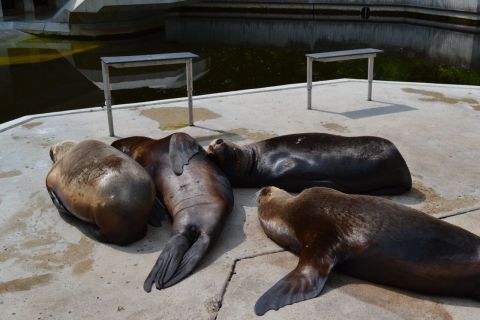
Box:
(207, 138, 250, 178)
(257, 186, 291, 205)
(49, 140, 78, 163)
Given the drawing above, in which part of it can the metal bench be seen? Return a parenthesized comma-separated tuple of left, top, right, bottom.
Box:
(306, 48, 383, 110)
(101, 52, 199, 137)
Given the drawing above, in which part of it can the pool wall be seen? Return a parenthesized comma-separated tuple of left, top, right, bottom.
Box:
(200, 0, 480, 13)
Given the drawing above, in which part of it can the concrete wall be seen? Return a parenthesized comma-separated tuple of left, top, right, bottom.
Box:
(166, 17, 480, 68)
(202, 0, 480, 13)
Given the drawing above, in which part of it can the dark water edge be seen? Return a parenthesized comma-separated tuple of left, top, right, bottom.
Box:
(1, 19, 480, 124)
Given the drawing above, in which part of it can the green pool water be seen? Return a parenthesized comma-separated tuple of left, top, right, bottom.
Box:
(1, 20, 479, 124)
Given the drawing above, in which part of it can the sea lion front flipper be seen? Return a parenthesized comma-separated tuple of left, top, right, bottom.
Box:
(254, 253, 333, 316)
(148, 197, 169, 227)
(169, 133, 201, 175)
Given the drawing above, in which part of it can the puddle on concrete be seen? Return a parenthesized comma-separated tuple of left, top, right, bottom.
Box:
(0, 274, 52, 294)
(322, 122, 348, 133)
(0, 191, 95, 275)
(140, 107, 220, 130)
(387, 178, 478, 215)
(331, 275, 452, 320)
(22, 122, 43, 130)
(0, 170, 22, 179)
(72, 258, 94, 275)
(412, 180, 478, 215)
(402, 88, 480, 110)
(228, 128, 276, 142)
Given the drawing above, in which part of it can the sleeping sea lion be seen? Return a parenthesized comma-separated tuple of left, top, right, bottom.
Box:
(112, 132, 234, 290)
(207, 133, 412, 194)
(46, 140, 159, 246)
(255, 186, 480, 315)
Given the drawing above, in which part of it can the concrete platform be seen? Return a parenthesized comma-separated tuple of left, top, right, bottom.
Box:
(0, 79, 479, 319)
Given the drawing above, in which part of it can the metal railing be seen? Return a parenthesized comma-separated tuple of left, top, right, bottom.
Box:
(100, 52, 199, 137)
(306, 48, 383, 110)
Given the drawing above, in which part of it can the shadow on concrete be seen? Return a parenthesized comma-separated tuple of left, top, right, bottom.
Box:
(312, 104, 417, 119)
(385, 187, 427, 206)
(57, 206, 172, 254)
(324, 272, 480, 309)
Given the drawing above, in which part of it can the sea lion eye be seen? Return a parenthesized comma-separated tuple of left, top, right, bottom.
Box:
(216, 139, 224, 145)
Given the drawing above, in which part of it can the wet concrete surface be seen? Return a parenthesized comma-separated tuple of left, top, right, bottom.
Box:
(0, 79, 479, 319)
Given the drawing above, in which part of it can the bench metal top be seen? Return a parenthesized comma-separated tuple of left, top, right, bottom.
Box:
(306, 48, 383, 60)
(101, 52, 199, 65)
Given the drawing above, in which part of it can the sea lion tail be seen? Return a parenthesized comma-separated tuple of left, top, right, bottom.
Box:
(143, 232, 211, 292)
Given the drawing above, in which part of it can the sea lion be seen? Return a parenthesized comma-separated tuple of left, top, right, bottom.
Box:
(46, 140, 161, 246)
(207, 133, 412, 194)
(111, 132, 234, 290)
(255, 186, 480, 315)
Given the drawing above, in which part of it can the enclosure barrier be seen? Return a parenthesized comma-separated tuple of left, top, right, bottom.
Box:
(100, 52, 198, 137)
(306, 48, 383, 110)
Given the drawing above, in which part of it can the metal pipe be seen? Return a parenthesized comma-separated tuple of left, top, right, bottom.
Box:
(101, 62, 114, 137)
(307, 56, 312, 110)
(186, 59, 194, 126)
(368, 57, 374, 101)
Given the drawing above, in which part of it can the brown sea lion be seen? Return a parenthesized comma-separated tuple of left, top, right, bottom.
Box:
(46, 140, 160, 246)
(207, 133, 412, 194)
(111, 132, 234, 290)
(255, 186, 480, 315)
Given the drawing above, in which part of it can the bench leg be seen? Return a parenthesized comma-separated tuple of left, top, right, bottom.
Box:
(186, 59, 194, 126)
(367, 57, 374, 101)
(307, 57, 312, 110)
(101, 62, 115, 137)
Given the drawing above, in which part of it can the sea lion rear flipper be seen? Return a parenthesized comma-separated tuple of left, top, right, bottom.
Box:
(143, 233, 190, 293)
(169, 133, 201, 175)
(148, 197, 169, 227)
(254, 254, 333, 316)
(143, 232, 211, 292)
(161, 233, 210, 288)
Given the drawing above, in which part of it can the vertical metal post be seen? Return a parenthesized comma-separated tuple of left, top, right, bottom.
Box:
(307, 56, 312, 110)
(186, 59, 194, 126)
(367, 56, 374, 101)
(0, 1, 4, 18)
(101, 61, 115, 137)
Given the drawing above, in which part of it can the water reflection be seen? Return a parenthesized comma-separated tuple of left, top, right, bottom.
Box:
(166, 17, 480, 69)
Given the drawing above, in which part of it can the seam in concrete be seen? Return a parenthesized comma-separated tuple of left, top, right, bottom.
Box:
(213, 249, 285, 319)
(436, 205, 480, 220)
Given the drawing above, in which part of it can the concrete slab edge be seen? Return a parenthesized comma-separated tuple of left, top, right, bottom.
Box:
(1, 79, 479, 133)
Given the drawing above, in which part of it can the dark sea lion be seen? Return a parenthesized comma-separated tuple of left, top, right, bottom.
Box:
(207, 133, 412, 194)
(46, 140, 159, 246)
(111, 132, 234, 290)
(254, 186, 480, 315)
